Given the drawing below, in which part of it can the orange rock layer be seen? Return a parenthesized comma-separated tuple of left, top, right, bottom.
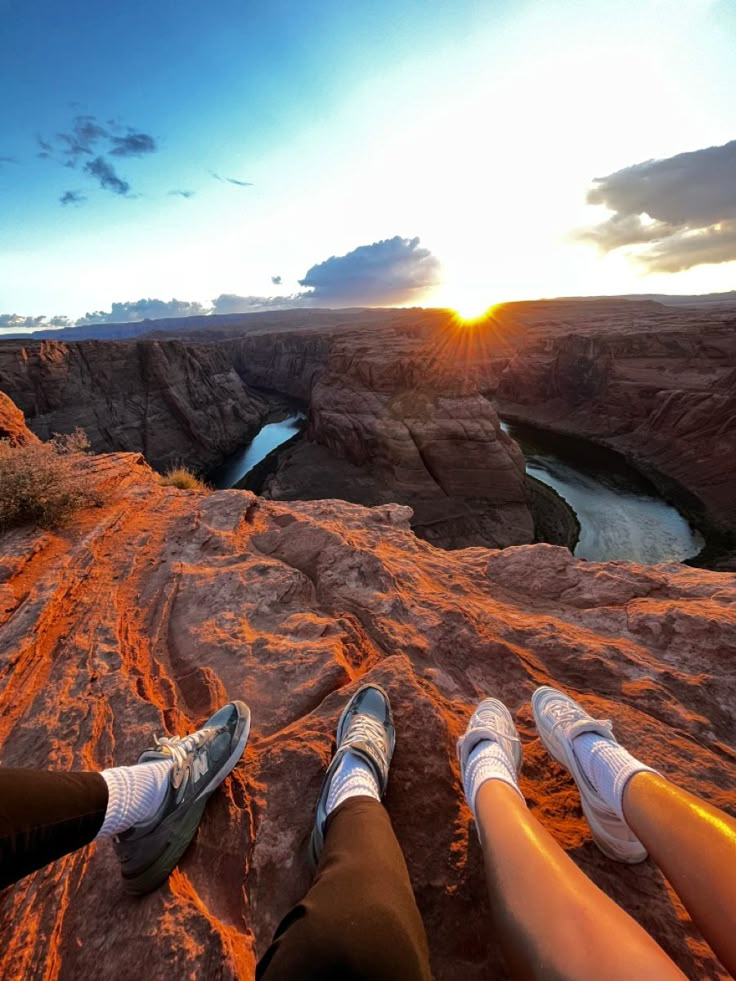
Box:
(0, 453, 735, 979)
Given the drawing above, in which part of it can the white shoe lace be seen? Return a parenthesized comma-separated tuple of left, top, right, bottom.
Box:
(471, 712, 520, 745)
(345, 714, 389, 770)
(548, 700, 612, 738)
(153, 728, 213, 768)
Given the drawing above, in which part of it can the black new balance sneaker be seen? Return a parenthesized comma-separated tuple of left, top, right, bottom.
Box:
(113, 701, 250, 895)
(310, 684, 395, 867)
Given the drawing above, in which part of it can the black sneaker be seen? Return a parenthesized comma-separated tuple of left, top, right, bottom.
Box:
(309, 684, 394, 867)
(113, 701, 251, 895)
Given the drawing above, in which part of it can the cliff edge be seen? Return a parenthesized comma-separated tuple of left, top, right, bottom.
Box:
(0, 449, 734, 979)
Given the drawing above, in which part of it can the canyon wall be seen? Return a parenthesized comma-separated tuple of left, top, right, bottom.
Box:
(492, 311, 736, 547)
(0, 338, 269, 472)
(0, 452, 734, 979)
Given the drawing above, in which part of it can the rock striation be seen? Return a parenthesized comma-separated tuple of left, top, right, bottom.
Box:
(0, 339, 269, 473)
(1, 451, 735, 979)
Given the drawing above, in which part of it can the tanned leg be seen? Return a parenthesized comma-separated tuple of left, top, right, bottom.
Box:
(623, 772, 736, 977)
(475, 781, 686, 981)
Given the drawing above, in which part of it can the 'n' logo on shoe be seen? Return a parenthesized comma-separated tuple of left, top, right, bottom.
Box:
(192, 751, 209, 782)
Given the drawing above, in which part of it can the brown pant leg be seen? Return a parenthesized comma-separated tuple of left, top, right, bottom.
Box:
(0, 768, 108, 888)
(257, 796, 432, 981)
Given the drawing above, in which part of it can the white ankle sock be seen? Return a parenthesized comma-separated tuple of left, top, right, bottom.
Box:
(572, 733, 656, 819)
(96, 760, 173, 838)
(325, 751, 380, 815)
(462, 740, 525, 819)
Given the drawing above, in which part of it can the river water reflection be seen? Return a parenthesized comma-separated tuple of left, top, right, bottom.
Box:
(208, 414, 305, 489)
(501, 420, 704, 564)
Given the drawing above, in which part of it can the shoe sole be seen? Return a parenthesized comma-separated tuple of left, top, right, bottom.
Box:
(308, 684, 392, 869)
(122, 703, 252, 895)
(532, 687, 646, 864)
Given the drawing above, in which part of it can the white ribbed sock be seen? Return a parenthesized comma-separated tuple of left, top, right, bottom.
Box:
(462, 740, 525, 819)
(96, 760, 173, 838)
(325, 751, 380, 815)
(572, 733, 656, 819)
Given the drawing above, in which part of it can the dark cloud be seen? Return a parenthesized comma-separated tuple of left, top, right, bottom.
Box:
(0, 155, 17, 165)
(56, 114, 109, 164)
(578, 140, 736, 272)
(110, 131, 157, 157)
(60, 190, 86, 206)
(168, 189, 195, 198)
(271, 275, 282, 285)
(37, 113, 158, 198)
(83, 156, 130, 196)
(209, 170, 254, 187)
(298, 235, 441, 304)
(75, 298, 210, 325)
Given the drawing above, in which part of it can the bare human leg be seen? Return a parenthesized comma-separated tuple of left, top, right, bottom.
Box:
(475, 780, 685, 981)
(623, 772, 736, 978)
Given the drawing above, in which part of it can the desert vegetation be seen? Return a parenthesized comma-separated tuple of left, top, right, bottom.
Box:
(159, 466, 210, 492)
(0, 428, 98, 530)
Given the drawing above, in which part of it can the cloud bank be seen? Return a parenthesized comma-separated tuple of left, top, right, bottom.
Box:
(3, 233, 441, 329)
(0, 314, 71, 329)
(578, 139, 736, 272)
(75, 298, 210, 325)
(299, 235, 440, 304)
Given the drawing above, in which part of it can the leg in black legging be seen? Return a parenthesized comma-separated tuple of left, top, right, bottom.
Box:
(0, 768, 108, 889)
(257, 796, 432, 981)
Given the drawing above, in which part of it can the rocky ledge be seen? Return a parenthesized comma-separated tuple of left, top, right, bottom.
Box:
(1, 450, 734, 980)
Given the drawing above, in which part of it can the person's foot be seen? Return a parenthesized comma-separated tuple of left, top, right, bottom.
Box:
(457, 698, 522, 776)
(456, 698, 523, 816)
(532, 686, 647, 863)
(113, 701, 251, 895)
(310, 684, 394, 867)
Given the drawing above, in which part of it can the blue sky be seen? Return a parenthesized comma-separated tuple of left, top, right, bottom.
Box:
(1, 0, 735, 325)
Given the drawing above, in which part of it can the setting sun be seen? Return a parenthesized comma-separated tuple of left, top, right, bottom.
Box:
(452, 299, 496, 323)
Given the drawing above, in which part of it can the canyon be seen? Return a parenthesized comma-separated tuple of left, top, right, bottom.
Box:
(2, 297, 733, 562)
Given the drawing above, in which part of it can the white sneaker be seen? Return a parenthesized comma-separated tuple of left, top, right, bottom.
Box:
(457, 698, 522, 778)
(532, 686, 647, 863)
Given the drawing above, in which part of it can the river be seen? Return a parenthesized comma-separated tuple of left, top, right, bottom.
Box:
(208, 414, 305, 489)
(501, 420, 704, 564)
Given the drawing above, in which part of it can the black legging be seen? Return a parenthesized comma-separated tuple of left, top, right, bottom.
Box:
(0, 768, 108, 888)
(0, 771, 432, 980)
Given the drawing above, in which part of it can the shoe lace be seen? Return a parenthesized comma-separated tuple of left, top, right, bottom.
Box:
(153, 727, 212, 768)
(472, 707, 520, 745)
(548, 701, 611, 736)
(346, 714, 389, 768)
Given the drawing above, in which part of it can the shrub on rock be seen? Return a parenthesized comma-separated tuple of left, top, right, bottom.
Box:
(0, 428, 96, 530)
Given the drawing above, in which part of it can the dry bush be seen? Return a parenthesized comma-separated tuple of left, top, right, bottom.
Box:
(159, 467, 210, 492)
(0, 428, 97, 531)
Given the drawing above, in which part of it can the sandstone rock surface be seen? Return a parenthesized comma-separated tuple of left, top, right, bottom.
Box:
(1, 453, 734, 979)
(0, 391, 39, 446)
